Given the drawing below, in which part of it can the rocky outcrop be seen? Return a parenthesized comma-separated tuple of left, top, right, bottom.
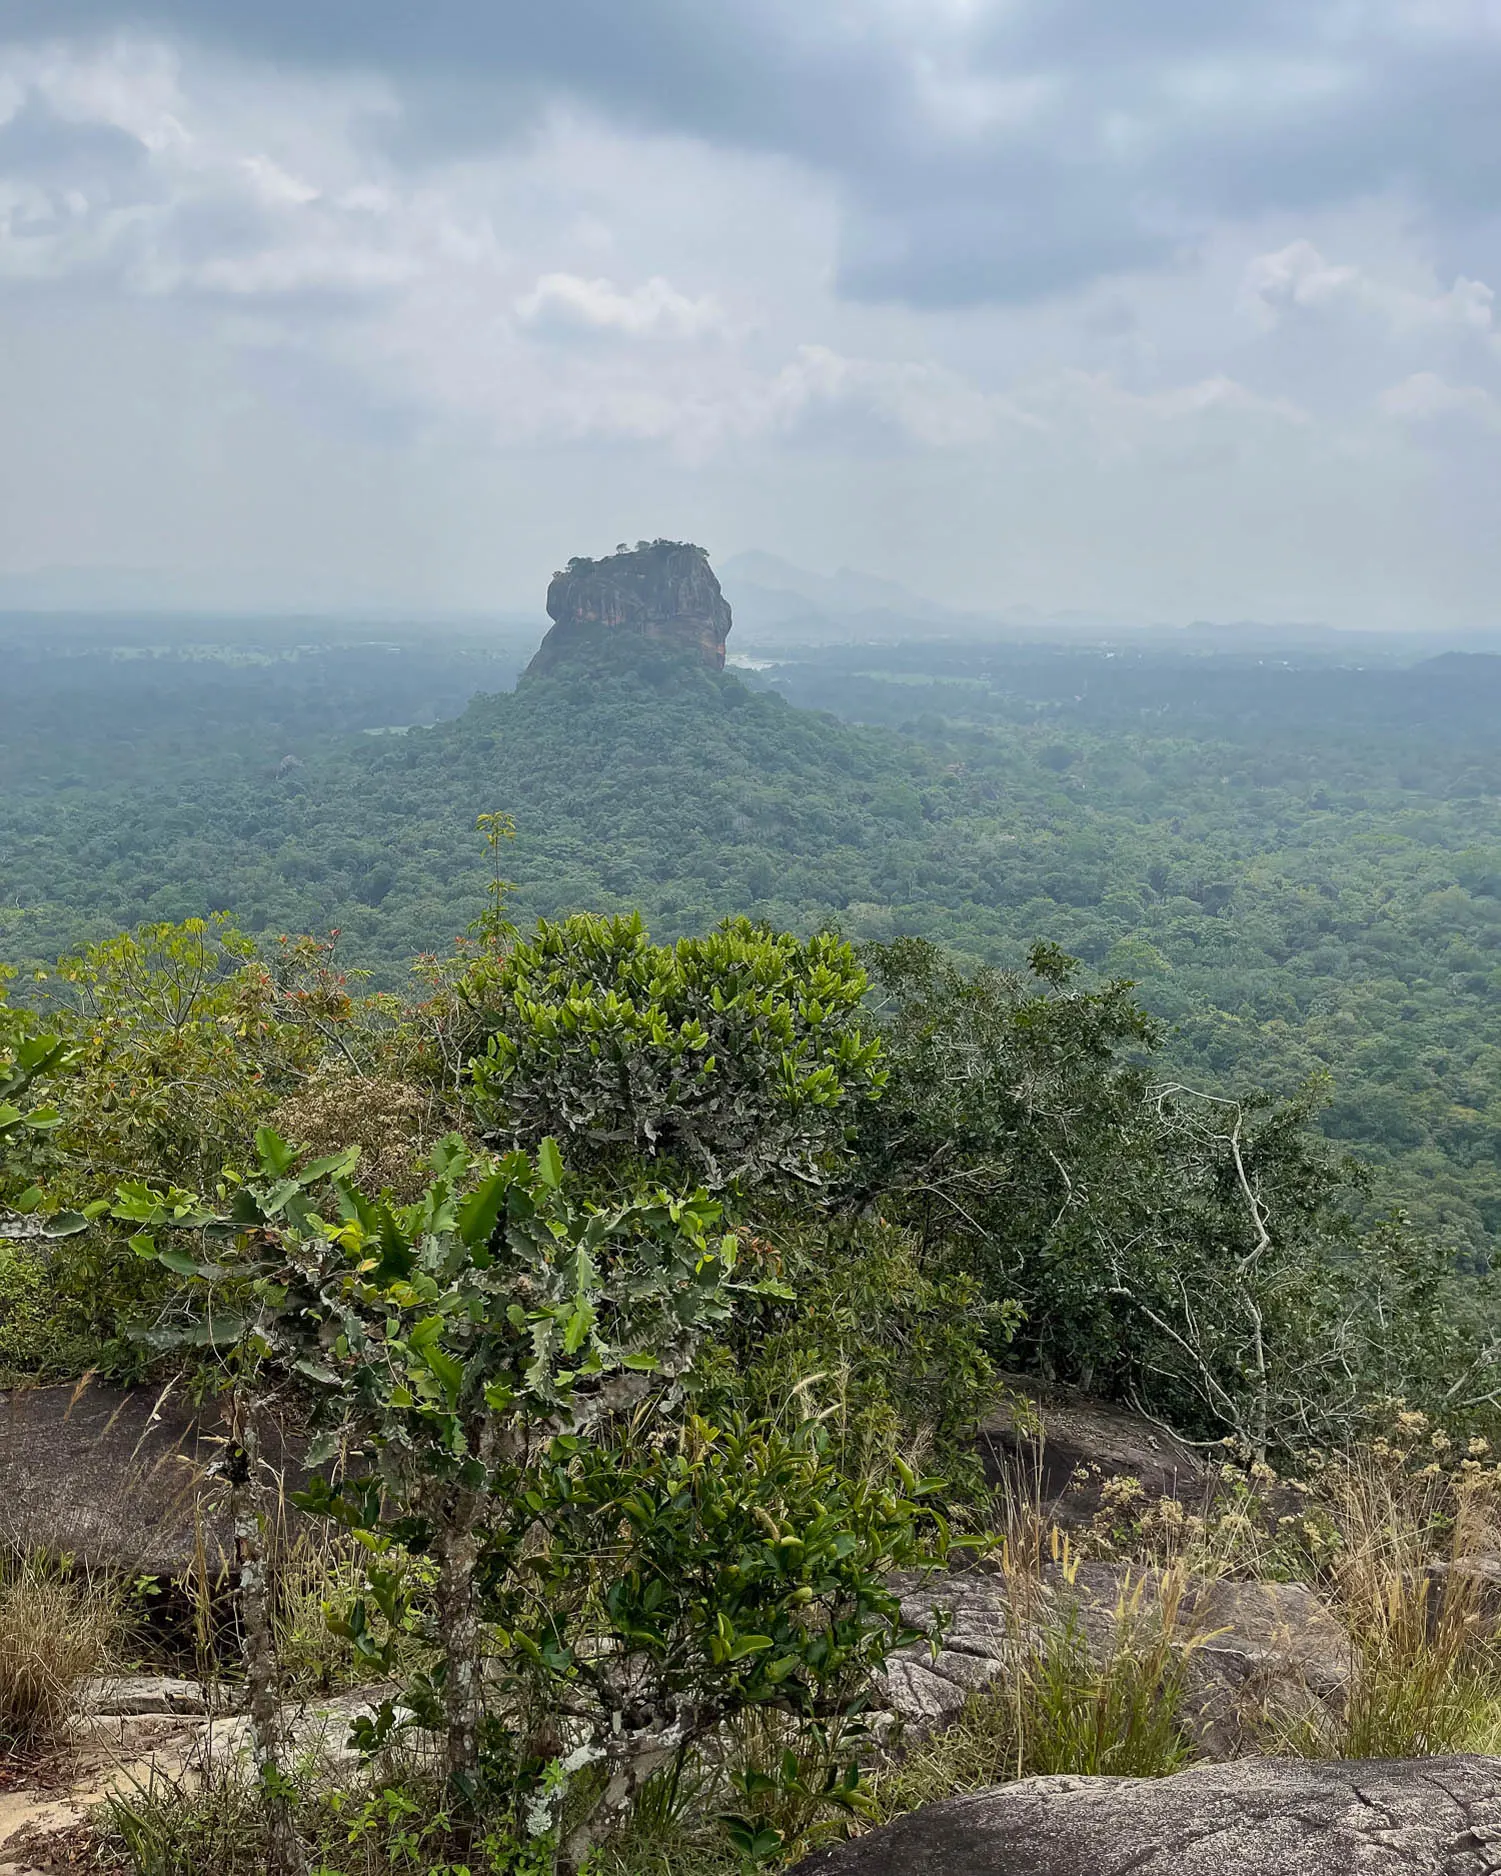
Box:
(0, 1678, 427, 1868)
(976, 1379, 1210, 1528)
(1169, 1573, 1350, 1757)
(793, 1756, 1501, 1876)
(527, 541, 731, 675)
(878, 1561, 1350, 1756)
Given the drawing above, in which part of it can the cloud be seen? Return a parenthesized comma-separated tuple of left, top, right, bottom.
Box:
(12, 0, 1501, 308)
(5, 15, 1501, 626)
(1244, 238, 1498, 341)
(759, 346, 1015, 448)
(1379, 369, 1501, 426)
(515, 272, 726, 339)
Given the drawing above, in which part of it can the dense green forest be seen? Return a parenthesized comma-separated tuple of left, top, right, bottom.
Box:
(6, 615, 1501, 1258)
(10, 799, 1496, 1875)
(9, 612, 1501, 1875)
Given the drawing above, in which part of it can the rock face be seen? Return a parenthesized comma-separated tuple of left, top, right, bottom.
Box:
(527, 540, 731, 675)
(794, 1756, 1501, 1876)
(0, 1381, 304, 1575)
(976, 1379, 1209, 1528)
(1169, 1573, 1350, 1757)
(877, 1561, 1350, 1756)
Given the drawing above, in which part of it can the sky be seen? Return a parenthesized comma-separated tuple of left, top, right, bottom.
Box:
(3, 2, 1501, 627)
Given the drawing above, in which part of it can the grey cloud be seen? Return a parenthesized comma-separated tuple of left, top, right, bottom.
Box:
(838, 180, 1183, 307)
(10, 0, 1501, 307)
(8, 0, 1501, 315)
(0, 94, 148, 178)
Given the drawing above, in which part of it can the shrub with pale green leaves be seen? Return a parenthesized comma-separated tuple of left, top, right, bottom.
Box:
(464, 914, 885, 1194)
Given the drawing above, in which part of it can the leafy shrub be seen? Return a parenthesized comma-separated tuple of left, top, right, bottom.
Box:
(0, 1245, 51, 1375)
(507, 1411, 940, 1869)
(732, 1219, 1013, 1495)
(464, 914, 885, 1194)
(854, 937, 1499, 1457)
(1, 1030, 77, 1201)
(128, 1126, 948, 1873)
(37, 917, 324, 1197)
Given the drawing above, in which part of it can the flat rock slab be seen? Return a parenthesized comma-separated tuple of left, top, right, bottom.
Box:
(76, 1676, 209, 1717)
(0, 1382, 212, 1575)
(0, 1381, 304, 1575)
(796, 1756, 1501, 1876)
(0, 1685, 421, 1866)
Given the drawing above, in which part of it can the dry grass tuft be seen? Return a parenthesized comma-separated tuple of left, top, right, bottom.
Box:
(871, 1548, 1197, 1826)
(1311, 1430, 1501, 1758)
(0, 1556, 117, 1750)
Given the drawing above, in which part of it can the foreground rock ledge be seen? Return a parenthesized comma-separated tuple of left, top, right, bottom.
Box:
(793, 1757, 1501, 1876)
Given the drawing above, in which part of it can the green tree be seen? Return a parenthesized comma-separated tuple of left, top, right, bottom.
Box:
(125, 1130, 943, 1870)
(125, 1130, 774, 1775)
(854, 939, 1500, 1454)
(42, 917, 323, 1195)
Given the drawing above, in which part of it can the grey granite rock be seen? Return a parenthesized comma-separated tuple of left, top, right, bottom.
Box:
(794, 1755, 1501, 1875)
(528, 541, 732, 674)
(77, 1675, 210, 1716)
(976, 1380, 1209, 1528)
(0, 1380, 305, 1574)
(877, 1562, 1350, 1756)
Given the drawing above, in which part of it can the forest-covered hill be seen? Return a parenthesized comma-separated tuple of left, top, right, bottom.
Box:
(6, 619, 1501, 1258)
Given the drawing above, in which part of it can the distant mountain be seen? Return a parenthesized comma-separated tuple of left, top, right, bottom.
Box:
(718, 551, 1160, 646)
(1414, 650, 1501, 675)
(717, 555, 1501, 657)
(716, 552, 1003, 646)
(719, 552, 963, 625)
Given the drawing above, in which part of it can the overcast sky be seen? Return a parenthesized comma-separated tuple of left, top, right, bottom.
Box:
(3, 2, 1501, 625)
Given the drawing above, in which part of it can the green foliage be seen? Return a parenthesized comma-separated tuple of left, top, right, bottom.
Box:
(122, 1121, 752, 1416)
(0, 1028, 91, 1249)
(511, 1411, 934, 1716)
(497, 1412, 938, 1866)
(1, 1031, 76, 1191)
(854, 938, 1501, 1453)
(733, 1219, 1010, 1493)
(125, 1128, 943, 1866)
(465, 915, 885, 1193)
(14, 625, 1501, 1257)
(38, 917, 323, 1196)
